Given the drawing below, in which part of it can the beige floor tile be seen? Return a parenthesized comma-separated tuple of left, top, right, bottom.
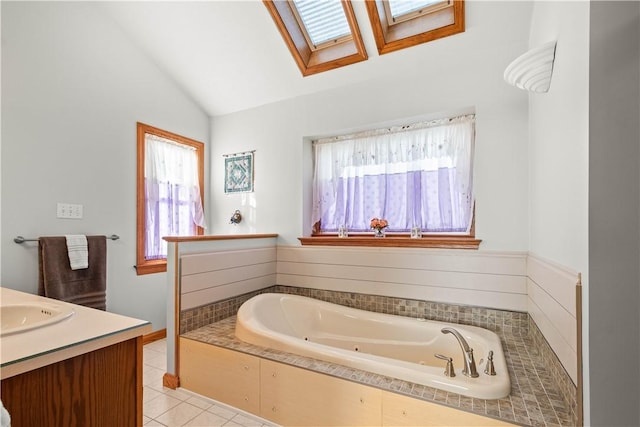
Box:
(206, 404, 238, 420)
(144, 386, 164, 403)
(143, 393, 182, 419)
(183, 410, 229, 427)
(230, 413, 264, 427)
(155, 402, 203, 427)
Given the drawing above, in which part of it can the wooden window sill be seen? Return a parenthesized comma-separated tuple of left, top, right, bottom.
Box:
(299, 235, 481, 249)
(135, 259, 167, 275)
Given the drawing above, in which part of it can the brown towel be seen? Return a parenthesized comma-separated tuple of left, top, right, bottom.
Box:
(38, 235, 107, 310)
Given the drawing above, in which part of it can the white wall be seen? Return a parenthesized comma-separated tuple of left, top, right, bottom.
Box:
(527, 1, 590, 420)
(1, 2, 210, 331)
(210, 2, 532, 254)
(528, 2, 589, 273)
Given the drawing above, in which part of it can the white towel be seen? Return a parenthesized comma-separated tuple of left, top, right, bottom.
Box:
(65, 234, 88, 270)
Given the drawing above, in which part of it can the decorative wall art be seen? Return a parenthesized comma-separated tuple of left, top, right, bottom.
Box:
(224, 151, 254, 193)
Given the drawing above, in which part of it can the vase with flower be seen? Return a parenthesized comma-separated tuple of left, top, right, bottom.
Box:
(370, 217, 389, 238)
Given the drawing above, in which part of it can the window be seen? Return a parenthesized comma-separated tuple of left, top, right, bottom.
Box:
(136, 123, 205, 275)
(305, 115, 479, 248)
(365, 0, 465, 55)
(263, 0, 367, 76)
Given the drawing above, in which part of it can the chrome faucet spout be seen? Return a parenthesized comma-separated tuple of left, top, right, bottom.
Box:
(441, 327, 479, 378)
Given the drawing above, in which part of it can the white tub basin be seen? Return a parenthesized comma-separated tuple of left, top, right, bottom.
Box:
(236, 293, 511, 400)
(1, 303, 75, 336)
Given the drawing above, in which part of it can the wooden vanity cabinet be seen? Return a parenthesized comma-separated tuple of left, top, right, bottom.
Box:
(0, 337, 143, 427)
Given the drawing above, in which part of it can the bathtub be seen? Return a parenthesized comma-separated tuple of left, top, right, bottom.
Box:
(235, 293, 511, 400)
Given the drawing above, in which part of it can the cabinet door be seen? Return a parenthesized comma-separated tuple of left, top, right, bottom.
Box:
(260, 359, 382, 426)
(180, 338, 260, 414)
(382, 391, 516, 427)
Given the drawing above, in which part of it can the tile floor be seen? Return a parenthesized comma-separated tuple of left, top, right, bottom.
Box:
(143, 339, 278, 427)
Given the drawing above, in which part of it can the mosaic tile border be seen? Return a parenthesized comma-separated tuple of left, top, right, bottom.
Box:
(180, 285, 529, 336)
(529, 316, 578, 425)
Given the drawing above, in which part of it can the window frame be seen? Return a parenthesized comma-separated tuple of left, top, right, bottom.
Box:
(365, 0, 465, 55)
(263, 0, 368, 76)
(136, 122, 205, 275)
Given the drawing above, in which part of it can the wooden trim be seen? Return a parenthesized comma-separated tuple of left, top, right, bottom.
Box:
(136, 336, 144, 427)
(136, 122, 205, 276)
(299, 235, 481, 249)
(142, 328, 167, 345)
(172, 241, 181, 390)
(365, 0, 465, 55)
(263, 0, 368, 76)
(162, 373, 180, 390)
(576, 274, 583, 426)
(163, 233, 278, 243)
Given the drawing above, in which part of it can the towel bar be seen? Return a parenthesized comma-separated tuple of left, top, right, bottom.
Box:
(14, 234, 120, 244)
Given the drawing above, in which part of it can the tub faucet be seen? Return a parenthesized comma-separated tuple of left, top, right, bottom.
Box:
(441, 327, 479, 378)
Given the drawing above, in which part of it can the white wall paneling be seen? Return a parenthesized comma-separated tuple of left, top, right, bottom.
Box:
(181, 247, 277, 310)
(527, 253, 578, 383)
(277, 246, 528, 312)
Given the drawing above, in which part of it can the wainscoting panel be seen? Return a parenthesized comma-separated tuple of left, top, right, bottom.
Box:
(526, 253, 578, 383)
(180, 247, 278, 311)
(276, 246, 528, 312)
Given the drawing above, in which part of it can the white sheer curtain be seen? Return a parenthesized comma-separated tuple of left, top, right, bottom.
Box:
(312, 115, 475, 233)
(145, 134, 206, 259)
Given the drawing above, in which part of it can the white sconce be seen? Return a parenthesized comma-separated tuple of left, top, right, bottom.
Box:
(504, 40, 557, 93)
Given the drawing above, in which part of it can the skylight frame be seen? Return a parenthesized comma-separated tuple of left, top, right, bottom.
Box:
(365, 0, 465, 55)
(264, 0, 368, 76)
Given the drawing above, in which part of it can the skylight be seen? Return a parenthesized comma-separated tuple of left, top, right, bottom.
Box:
(291, 0, 351, 48)
(386, 0, 450, 23)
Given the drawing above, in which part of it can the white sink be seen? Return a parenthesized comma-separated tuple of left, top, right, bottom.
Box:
(1, 303, 75, 336)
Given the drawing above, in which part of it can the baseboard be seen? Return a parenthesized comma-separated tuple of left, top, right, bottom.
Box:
(162, 373, 180, 390)
(143, 328, 167, 345)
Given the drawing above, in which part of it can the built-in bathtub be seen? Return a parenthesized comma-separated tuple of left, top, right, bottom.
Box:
(235, 293, 511, 400)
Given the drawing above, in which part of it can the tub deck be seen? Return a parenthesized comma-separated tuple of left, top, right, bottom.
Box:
(182, 316, 575, 427)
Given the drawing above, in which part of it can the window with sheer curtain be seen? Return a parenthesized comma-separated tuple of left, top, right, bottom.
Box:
(136, 123, 205, 275)
(312, 114, 475, 235)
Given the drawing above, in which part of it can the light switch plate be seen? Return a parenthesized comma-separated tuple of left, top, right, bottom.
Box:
(57, 203, 83, 219)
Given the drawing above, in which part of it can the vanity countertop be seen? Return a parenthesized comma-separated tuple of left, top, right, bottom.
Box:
(0, 287, 151, 379)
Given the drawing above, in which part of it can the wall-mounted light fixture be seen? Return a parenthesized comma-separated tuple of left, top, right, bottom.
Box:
(504, 40, 557, 93)
(230, 210, 242, 224)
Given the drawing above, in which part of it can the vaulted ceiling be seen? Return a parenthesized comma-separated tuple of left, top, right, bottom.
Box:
(99, 1, 533, 118)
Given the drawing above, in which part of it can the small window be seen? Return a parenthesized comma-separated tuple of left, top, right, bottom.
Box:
(311, 115, 475, 237)
(365, 0, 465, 55)
(136, 123, 205, 275)
(263, 0, 367, 76)
(384, 0, 451, 25)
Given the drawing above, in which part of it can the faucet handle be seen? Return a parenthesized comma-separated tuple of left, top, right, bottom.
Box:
(484, 350, 496, 376)
(435, 354, 456, 377)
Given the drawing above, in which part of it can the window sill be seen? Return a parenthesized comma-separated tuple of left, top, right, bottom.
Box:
(135, 259, 167, 275)
(299, 235, 481, 249)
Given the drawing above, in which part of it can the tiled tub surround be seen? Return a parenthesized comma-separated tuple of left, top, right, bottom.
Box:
(180, 286, 577, 426)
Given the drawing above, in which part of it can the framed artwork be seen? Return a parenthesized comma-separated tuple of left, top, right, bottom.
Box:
(224, 152, 254, 193)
